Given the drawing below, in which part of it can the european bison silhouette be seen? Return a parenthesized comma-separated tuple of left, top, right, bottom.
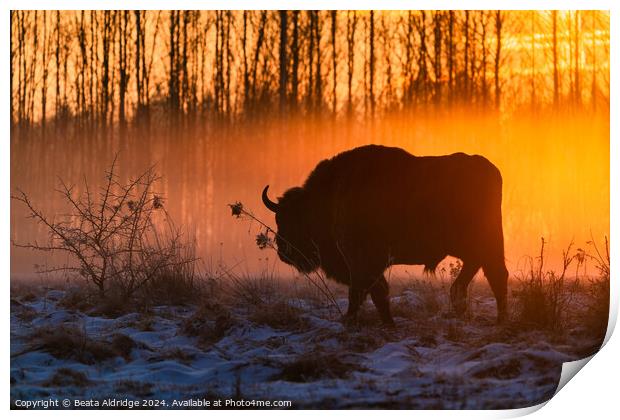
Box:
(262, 145, 508, 325)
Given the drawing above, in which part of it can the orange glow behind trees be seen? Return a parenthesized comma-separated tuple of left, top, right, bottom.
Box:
(10, 10, 609, 123)
(10, 10, 609, 277)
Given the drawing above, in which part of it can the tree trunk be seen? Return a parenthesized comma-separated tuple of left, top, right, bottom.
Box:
(552, 10, 559, 109)
(494, 10, 502, 110)
(135, 11, 142, 112)
(574, 10, 581, 107)
(331, 11, 337, 116)
(433, 11, 442, 107)
(41, 11, 48, 126)
(346, 11, 357, 116)
(291, 11, 300, 111)
(369, 10, 375, 118)
(279, 10, 288, 113)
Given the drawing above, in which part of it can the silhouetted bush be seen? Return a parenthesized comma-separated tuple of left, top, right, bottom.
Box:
(12, 157, 198, 303)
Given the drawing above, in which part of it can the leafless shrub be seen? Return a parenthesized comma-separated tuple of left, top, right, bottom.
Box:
(12, 156, 198, 303)
(513, 238, 579, 332)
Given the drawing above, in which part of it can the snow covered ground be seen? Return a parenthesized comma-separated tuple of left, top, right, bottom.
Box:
(10, 280, 600, 409)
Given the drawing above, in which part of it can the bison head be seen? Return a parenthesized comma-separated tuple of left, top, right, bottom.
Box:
(262, 185, 320, 273)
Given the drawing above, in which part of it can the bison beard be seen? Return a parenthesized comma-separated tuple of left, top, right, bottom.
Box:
(262, 145, 508, 326)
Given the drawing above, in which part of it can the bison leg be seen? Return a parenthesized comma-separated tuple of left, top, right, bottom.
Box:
(449, 261, 480, 317)
(482, 261, 508, 323)
(370, 275, 395, 327)
(343, 287, 367, 324)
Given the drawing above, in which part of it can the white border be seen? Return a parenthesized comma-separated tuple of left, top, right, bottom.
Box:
(3, 1, 616, 419)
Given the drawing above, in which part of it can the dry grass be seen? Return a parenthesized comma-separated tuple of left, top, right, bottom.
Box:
(224, 271, 326, 331)
(10, 284, 38, 303)
(11, 300, 38, 322)
(510, 237, 609, 356)
(58, 286, 99, 312)
(22, 325, 139, 364)
(56, 270, 205, 317)
(148, 347, 196, 365)
(582, 237, 610, 343)
(513, 239, 580, 333)
(275, 352, 365, 382)
(42, 367, 92, 388)
(114, 380, 153, 398)
(583, 276, 610, 342)
(138, 265, 201, 307)
(391, 279, 444, 320)
(444, 320, 467, 342)
(470, 358, 522, 380)
(24, 326, 117, 364)
(249, 299, 310, 331)
(110, 333, 139, 360)
(180, 302, 235, 345)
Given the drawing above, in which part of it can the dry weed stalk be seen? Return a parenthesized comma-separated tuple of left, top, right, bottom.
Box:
(228, 201, 343, 316)
(515, 238, 581, 331)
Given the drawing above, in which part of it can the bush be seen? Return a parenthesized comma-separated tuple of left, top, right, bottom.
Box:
(514, 239, 579, 332)
(12, 156, 197, 301)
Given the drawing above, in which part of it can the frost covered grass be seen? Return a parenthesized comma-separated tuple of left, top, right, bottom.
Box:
(511, 237, 609, 353)
(10, 267, 607, 409)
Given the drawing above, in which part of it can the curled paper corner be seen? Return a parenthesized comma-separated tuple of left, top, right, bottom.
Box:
(550, 308, 616, 397)
(509, 355, 598, 417)
(601, 308, 617, 349)
(555, 355, 594, 396)
(524, 302, 616, 413)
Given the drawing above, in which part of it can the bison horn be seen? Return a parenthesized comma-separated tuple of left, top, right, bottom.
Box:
(262, 185, 279, 213)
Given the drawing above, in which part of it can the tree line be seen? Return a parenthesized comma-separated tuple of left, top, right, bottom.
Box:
(10, 10, 610, 127)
